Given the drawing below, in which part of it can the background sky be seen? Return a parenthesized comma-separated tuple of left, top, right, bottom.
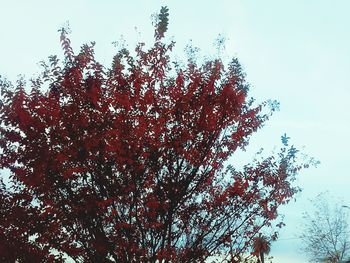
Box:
(1, 1, 350, 262)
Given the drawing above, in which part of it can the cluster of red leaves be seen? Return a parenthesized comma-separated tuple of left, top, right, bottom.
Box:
(0, 9, 309, 263)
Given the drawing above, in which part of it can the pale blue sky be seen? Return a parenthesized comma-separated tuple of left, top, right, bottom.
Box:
(1, 1, 350, 262)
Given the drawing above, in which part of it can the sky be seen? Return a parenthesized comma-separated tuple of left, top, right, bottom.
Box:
(1, 1, 350, 262)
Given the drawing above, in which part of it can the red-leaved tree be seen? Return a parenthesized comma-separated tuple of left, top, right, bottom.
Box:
(0, 7, 310, 263)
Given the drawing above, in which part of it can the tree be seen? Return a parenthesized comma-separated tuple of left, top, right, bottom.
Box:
(252, 234, 271, 263)
(0, 7, 310, 263)
(300, 193, 350, 263)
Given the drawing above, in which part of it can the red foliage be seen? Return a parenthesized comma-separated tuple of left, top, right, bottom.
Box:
(0, 7, 310, 263)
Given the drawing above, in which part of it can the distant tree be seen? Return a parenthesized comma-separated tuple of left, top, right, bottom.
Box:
(252, 234, 271, 263)
(0, 6, 311, 263)
(300, 193, 350, 263)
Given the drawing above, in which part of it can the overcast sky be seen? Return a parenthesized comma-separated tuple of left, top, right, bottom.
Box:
(1, 1, 350, 262)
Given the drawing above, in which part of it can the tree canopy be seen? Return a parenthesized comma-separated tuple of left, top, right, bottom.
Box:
(0, 7, 310, 263)
(300, 193, 350, 263)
